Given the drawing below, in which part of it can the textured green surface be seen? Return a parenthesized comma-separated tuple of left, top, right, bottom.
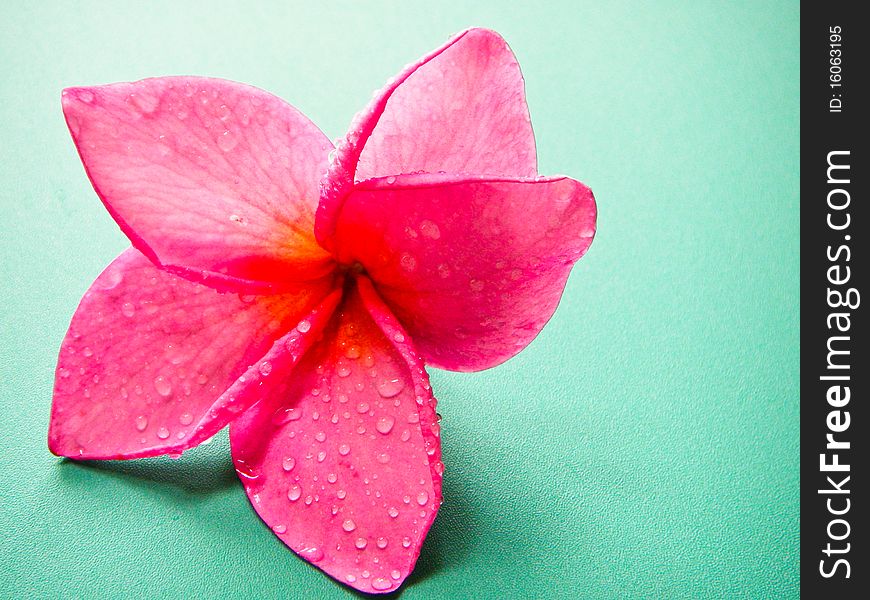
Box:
(0, 1, 799, 598)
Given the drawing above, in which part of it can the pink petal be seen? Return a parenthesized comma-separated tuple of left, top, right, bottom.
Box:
(229, 276, 442, 594)
(62, 77, 335, 292)
(49, 248, 340, 460)
(332, 173, 597, 371)
(317, 28, 536, 251)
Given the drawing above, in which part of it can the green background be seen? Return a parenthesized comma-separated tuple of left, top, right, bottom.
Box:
(0, 1, 799, 598)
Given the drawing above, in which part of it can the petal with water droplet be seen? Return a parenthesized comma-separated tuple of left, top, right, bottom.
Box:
(316, 28, 536, 252)
(229, 277, 441, 594)
(48, 249, 339, 460)
(62, 77, 336, 293)
(332, 173, 596, 371)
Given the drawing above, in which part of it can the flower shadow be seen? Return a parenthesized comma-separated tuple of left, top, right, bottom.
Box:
(56, 435, 237, 500)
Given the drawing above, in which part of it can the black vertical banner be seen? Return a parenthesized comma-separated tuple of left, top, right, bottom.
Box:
(802, 3, 866, 598)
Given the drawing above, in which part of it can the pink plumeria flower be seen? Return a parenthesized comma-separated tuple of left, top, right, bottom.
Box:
(50, 28, 596, 593)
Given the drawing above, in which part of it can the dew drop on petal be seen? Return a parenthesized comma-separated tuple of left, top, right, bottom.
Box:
(376, 415, 395, 434)
(377, 537, 388, 549)
(419, 220, 441, 239)
(272, 407, 302, 425)
(154, 375, 172, 397)
(217, 130, 238, 152)
(377, 378, 404, 398)
(135, 415, 148, 432)
(297, 319, 311, 333)
(272, 524, 287, 534)
(337, 489, 347, 499)
(282, 457, 296, 471)
(402, 537, 412, 548)
(156, 427, 170, 440)
(342, 519, 356, 532)
(417, 491, 429, 506)
(399, 253, 417, 272)
(179, 412, 194, 426)
(371, 578, 392, 591)
(338, 444, 350, 456)
(355, 537, 367, 549)
(258, 361, 273, 376)
(287, 484, 302, 501)
(388, 507, 399, 518)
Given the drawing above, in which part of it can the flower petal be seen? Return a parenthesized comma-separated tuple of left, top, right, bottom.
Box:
(62, 77, 335, 292)
(332, 173, 597, 371)
(49, 248, 340, 460)
(317, 27, 536, 251)
(229, 277, 442, 594)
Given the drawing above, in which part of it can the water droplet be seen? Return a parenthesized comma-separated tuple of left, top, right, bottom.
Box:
(288, 484, 302, 501)
(419, 220, 441, 239)
(179, 412, 194, 425)
(121, 302, 135, 317)
(258, 361, 273, 376)
(336, 360, 351, 377)
(376, 415, 395, 434)
(282, 456, 296, 471)
(355, 537, 367, 549)
(342, 519, 356, 532)
(196, 372, 208, 385)
(356, 402, 370, 414)
(157, 427, 170, 440)
(58, 367, 71, 379)
(374, 537, 387, 549)
(83, 347, 94, 357)
(337, 489, 347, 499)
(416, 491, 429, 506)
(386, 176, 396, 185)
(402, 537, 411, 548)
(339, 444, 350, 456)
(377, 453, 390, 464)
(371, 578, 392, 591)
(345, 345, 361, 359)
(272, 524, 287, 534)
(403, 495, 411, 504)
(297, 319, 311, 333)
(315, 431, 326, 442)
(297, 546, 323, 562)
(407, 413, 420, 424)
(399, 253, 417, 272)
(317, 451, 327, 462)
(154, 375, 172, 397)
(128, 92, 158, 114)
(217, 130, 238, 152)
(135, 415, 148, 431)
(272, 407, 302, 425)
(346, 574, 357, 583)
(327, 472, 337, 484)
(393, 332, 405, 343)
(304, 495, 313, 505)
(377, 378, 404, 398)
